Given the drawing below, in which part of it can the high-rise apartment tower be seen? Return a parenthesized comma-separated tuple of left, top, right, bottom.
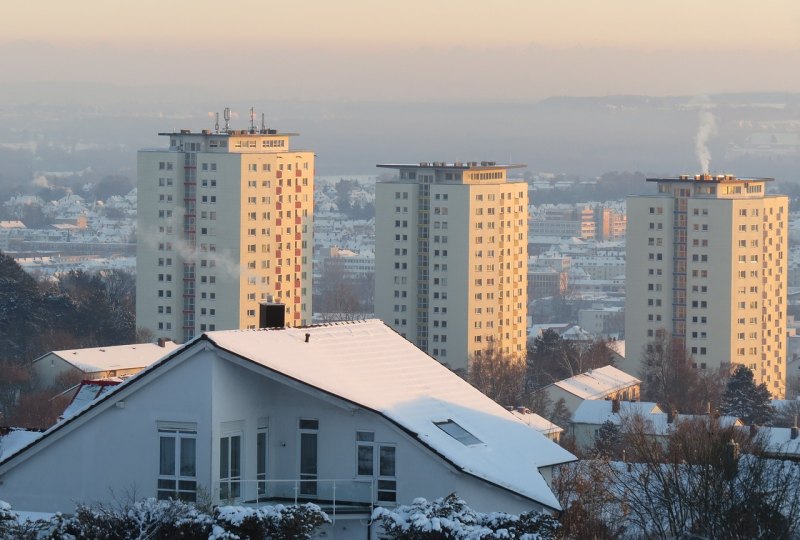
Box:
(625, 173, 787, 397)
(375, 161, 528, 371)
(137, 124, 314, 342)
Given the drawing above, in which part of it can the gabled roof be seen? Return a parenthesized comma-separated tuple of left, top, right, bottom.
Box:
(572, 400, 663, 425)
(551, 365, 640, 400)
(207, 321, 575, 510)
(3, 321, 574, 512)
(33, 341, 180, 373)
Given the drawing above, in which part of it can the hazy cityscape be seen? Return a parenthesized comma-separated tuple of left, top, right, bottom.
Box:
(3, 2, 800, 539)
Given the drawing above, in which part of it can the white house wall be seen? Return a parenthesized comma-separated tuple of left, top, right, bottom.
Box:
(0, 348, 214, 513)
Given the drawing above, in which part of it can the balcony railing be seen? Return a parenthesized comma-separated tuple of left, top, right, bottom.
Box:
(213, 478, 377, 522)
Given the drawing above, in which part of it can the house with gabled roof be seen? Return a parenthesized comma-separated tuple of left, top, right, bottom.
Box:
(31, 340, 179, 389)
(0, 319, 575, 540)
(544, 365, 640, 418)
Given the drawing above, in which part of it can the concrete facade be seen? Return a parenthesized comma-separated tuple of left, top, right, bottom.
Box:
(625, 174, 788, 397)
(375, 162, 528, 371)
(137, 127, 314, 342)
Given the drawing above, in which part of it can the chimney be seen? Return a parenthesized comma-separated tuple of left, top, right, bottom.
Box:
(750, 424, 758, 438)
(667, 408, 677, 424)
(792, 415, 799, 440)
(157, 337, 167, 347)
(611, 398, 620, 414)
(304, 333, 311, 343)
(259, 302, 286, 329)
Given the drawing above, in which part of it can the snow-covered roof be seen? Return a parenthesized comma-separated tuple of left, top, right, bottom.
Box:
(552, 365, 639, 400)
(572, 400, 663, 425)
(0, 430, 42, 462)
(511, 410, 564, 435)
(58, 379, 122, 421)
(35, 341, 180, 373)
(754, 426, 800, 456)
(206, 320, 575, 510)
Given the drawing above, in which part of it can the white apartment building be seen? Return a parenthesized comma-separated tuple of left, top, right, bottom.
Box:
(375, 161, 528, 371)
(625, 174, 788, 397)
(137, 125, 314, 342)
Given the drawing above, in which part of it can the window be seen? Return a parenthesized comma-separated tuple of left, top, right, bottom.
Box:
(378, 446, 397, 502)
(157, 423, 197, 501)
(219, 434, 242, 500)
(299, 419, 318, 496)
(434, 420, 482, 446)
(356, 431, 374, 476)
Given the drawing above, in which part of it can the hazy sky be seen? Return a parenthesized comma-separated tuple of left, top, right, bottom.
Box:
(4, 1, 800, 100)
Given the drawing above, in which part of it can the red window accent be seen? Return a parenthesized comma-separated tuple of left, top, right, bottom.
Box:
(295, 201, 302, 209)
(295, 248, 301, 256)
(275, 218, 282, 226)
(295, 264, 301, 272)
(295, 169, 302, 177)
(295, 232, 301, 241)
(295, 216, 302, 225)
(275, 267, 282, 275)
(275, 250, 281, 258)
(295, 185, 302, 193)
(294, 296, 301, 304)
(276, 235, 281, 242)
(274, 281, 281, 290)
(276, 202, 282, 210)
(276, 171, 282, 179)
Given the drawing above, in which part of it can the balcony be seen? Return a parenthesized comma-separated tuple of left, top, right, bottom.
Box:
(213, 478, 378, 520)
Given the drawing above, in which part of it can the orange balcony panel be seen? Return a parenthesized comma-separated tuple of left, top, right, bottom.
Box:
(276, 235, 282, 242)
(295, 280, 301, 288)
(295, 233, 301, 241)
(276, 202, 282, 210)
(276, 171, 282, 179)
(295, 185, 302, 193)
(294, 311, 301, 319)
(295, 264, 301, 272)
(295, 216, 302, 224)
(296, 169, 302, 177)
(294, 296, 301, 303)
(275, 250, 282, 258)
(295, 201, 302, 209)
(295, 248, 301, 256)
(274, 281, 281, 290)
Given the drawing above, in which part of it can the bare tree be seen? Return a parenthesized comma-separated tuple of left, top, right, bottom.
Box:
(468, 345, 526, 407)
(639, 331, 713, 413)
(602, 415, 800, 539)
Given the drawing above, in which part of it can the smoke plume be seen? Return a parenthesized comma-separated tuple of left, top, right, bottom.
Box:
(695, 110, 717, 174)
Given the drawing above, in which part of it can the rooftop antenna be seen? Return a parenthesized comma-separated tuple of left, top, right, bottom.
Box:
(249, 107, 256, 132)
(223, 107, 231, 132)
(214, 112, 220, 133)
(261, 113, 266, 131)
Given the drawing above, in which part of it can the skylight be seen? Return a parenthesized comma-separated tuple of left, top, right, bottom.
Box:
(434, 420, 483, 446)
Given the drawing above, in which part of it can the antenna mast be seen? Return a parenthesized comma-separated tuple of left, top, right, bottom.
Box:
(249, 107, 256, 132)
(214, 112, 220, 133)
(223, 107, 231, 132)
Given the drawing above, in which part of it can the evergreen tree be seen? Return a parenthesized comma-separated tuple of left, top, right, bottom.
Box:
(594, 420, 622, 458)
(720, 365, 774, 425)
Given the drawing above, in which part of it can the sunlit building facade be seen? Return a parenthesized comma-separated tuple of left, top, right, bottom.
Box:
(137, 127, 314, 342)
(625, 174, 788, 397)
(375, 161, 528, 371)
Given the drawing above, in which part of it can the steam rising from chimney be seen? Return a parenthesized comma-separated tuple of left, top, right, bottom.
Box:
(695, 109, 717, 174)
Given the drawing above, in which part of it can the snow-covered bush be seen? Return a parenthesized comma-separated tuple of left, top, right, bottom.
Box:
(211, 503, 329, 540)
(371, 493, 559, 539)
(47, 498, 212, 539)
(0, 498, 329, 540)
